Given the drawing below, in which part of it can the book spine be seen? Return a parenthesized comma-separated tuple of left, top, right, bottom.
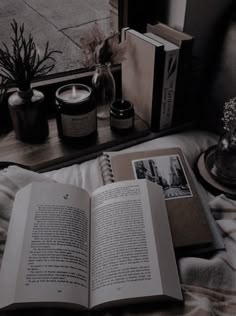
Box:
(146, 24, 194, 127)
(150, 47, 165, 132)
(172, 39, 193, 126)
(159, 49, 179, 130)
(98, 154, 114, 184)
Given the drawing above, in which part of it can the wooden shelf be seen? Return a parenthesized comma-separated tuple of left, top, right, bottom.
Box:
(0, 116, 150, 172)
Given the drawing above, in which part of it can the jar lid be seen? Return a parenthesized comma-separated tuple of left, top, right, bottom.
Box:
(111, 99, 133, 113)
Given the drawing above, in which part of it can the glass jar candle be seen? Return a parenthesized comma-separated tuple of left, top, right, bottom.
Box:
(110, 99, 134, 132)
(55, 84, 97, 141)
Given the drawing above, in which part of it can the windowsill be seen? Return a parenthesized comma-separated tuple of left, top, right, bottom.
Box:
(1, 64, 149, 173)
(0, 116, 150, 173)
(0, 65, 194, 173)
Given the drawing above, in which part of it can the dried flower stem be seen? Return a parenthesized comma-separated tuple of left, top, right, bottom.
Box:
(79, 23, 126, 67)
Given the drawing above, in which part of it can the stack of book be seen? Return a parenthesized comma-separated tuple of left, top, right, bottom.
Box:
(121, 23, 194, 132)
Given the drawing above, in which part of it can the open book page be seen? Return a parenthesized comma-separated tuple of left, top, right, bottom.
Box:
(0, 182, 90, 309)
(89, 179, 182, 309)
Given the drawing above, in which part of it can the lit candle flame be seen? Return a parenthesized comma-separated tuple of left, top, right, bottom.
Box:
(72, 85, 77, 99)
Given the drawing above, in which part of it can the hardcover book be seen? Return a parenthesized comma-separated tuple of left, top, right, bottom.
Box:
(121, 28, 165, 132)
(147, 23, 194, 127)
(99, 147, 223, 253)
(145, 32, 180, 130)
(0, 179, 182, 310)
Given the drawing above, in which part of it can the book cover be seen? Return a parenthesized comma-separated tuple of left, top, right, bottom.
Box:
(147, 23, 194, 127)
(121, 28, 165, 132)
(145, 32, 179, 130)
(99, 147, 223, 253)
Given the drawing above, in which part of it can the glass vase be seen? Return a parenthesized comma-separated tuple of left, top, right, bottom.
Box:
(211, 128, 236, 186)
(92, 62, 116, 120)
(8, 88, 49, 143)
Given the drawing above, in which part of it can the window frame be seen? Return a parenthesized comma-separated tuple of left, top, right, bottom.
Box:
(25, 0, 160, 85)
(0, 0, 161, 133)
(119, 0, 161, 32)
(6, 0, 160, 87)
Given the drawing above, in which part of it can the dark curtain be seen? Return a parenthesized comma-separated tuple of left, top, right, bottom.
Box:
(119, 0, 166, 32)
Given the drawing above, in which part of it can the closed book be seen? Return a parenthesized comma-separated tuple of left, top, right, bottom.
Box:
(145, 32, 179, 130)
(99, 147, 224, 255)
(121, 28, 165, 131)
(147, 23, 194, 127)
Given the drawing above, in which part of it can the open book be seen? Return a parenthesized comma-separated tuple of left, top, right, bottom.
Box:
(0, 179, 182, 311)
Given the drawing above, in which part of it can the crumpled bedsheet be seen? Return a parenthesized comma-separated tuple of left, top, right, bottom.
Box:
(1, 129, 236, 315)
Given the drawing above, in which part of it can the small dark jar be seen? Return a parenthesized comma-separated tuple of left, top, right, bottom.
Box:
(55, 84, 97, 142)
(110, 99, 134, 132)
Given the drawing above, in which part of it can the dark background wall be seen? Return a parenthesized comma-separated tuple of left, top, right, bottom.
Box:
(157, 0, 235, 131)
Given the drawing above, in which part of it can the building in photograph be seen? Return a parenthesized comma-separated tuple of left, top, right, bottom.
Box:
(169, 156, 188, 188)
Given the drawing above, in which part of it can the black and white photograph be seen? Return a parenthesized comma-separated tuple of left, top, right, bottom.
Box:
(132, 155, 192, 200)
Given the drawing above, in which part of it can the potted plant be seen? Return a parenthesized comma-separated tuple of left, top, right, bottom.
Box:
(211, 97, 236, 186)
(0, 20, 61, 143)
(0, 77, 7, 105)
(0, 77, 10, 133)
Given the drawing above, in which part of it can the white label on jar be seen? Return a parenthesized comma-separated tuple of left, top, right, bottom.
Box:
(61, 109, 96, 137)
(110, 116, 133, 129)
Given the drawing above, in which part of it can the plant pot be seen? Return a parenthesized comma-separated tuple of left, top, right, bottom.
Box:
(8, 88, 49, 143)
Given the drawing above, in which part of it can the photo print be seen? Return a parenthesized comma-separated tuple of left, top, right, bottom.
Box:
(132, 154, 192, 200)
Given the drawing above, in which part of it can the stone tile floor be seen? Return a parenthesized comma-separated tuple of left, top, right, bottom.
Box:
(0, 0, 115, 74)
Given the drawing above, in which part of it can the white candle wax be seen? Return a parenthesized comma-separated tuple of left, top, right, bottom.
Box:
(59, 85, 90, 103)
